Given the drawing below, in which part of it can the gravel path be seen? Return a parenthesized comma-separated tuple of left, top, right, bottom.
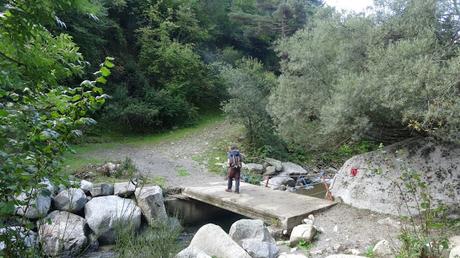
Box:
(81, 120, 233, 187)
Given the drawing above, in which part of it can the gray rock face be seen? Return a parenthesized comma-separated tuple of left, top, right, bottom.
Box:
(265, 175, 295, 190)
(175, 246, 212, 258)
(189, 224, 251, 258)
(85, 196, 141, 244)
(16, 191, 51, 219)
(53, 188, 87, 213)
(229, 219, 279, 258)
(325, 255, 367, 258)
(289, 222, 316, 247)
(229, 219, 275, 244)
(80, 180, 93, 194)
(241, 239, 279, 258)
(372, 239, 394, 258)
(90, 183, 114, 197)
(114, 181, 137, 197)
(264, 166, 277, 176)
(266, 158, 283, 172)
(38, 211, 88, 257)
(243, 163, 264, 174)
(450, 246, 460, 258)
(281, 162, 308, 176)
(279, 254, 308, 258)
(135, 186, 167, 224)
(330, 137, 460, 216)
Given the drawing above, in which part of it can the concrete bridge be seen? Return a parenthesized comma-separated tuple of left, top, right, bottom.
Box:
(182, 182, 336, 231)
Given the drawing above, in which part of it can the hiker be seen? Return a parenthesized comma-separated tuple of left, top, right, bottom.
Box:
(226, 144, 242, 194)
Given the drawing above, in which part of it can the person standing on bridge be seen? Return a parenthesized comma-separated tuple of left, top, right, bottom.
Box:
(226, 144, 242, 194)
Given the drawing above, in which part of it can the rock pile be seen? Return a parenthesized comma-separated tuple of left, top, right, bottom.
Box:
(9, 179, 167, 257)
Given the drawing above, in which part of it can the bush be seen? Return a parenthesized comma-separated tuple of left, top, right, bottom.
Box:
(269, 1, 460, 150)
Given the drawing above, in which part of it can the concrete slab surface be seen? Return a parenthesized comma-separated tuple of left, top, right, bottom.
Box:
(182, 182, 336, 230)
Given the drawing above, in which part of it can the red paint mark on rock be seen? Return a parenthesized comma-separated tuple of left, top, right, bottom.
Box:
(351, 167, 358, 177)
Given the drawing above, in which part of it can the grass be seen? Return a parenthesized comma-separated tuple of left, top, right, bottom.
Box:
(176, 167, 190, 177)
(297, 240, 313, 250)
(62, 112, 226, 173)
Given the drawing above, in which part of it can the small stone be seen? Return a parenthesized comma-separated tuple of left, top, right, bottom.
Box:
(114, 181, 137, 197)
(372, 239, 394, 258)
(289, 222, 316, 247)
(80, 180, 93, 194)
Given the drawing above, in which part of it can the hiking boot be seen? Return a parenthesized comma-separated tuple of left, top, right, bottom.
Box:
(234, 191, 240, 194)
(225, 189, 232, 192)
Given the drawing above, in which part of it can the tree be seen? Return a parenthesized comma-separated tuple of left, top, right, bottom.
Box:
(269, 0, 460, 150)
(0, 1, 112, 255)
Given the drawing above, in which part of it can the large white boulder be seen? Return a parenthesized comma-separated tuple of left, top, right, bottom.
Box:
(114, 181, 137, 197)
(89, 183, 114, 197)
(289, 222, 316, 247)
(281, 162, 308, 176)
(265, 175, 295, 190)
(243, 163, 264, 174)
(229, 219, 275, 244)
(266, 158, 283, 172)
(38, 211, 88, 257)
(85, 196, 141, 244)
(135, 186, 167, 224)
(189, 224, 251, 258)
(175, 246, 212, 258)
(229, 219, 279, 258)
(450, 246, 460, 258)
(80, 180, 93, 194)
(53, 188, 87, 213)
(330, 137, 460, 216)
(16, 191, 51, 219)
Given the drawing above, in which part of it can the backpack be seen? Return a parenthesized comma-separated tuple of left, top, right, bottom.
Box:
(229, 150, 242, 169)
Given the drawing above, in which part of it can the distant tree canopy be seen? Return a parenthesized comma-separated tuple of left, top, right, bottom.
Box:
(269, 0, 460, 150)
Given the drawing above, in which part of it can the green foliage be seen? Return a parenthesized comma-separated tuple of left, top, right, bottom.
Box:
(221, 58, 285, 155)
(114, 218, 182, 258)
(366, 246, 375, 258)
(297, 239, 313, 250)
(396, 170, 450, 258)
(270, 0, 460, 150)
(0, 0, 112, 256)
(176, 167, 190, 177)
(114, 157, 137, 179)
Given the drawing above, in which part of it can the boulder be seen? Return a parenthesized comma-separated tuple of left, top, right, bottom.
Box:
(243, 163, 264, 174)
(175, 246, 212, 258)
(80, 180, 93, 194)
(38, 211, 88, 257)
(264, 166, 277, 176)
(85, 196, 141, 244)
(135, 186, 167, 223)
(281, 162, 308, 176)
(0, 226, 37, 251)
(114, 181, 137, 197)
(266, 158, 283, 172)
(229, 219, 275, 244)
(89, 183, 114, 197)
(289, 222, 316, 247)
(278, 254, 308, 258)
(372, 239, 394, 258)
(330, 137, 460, 216)
(450, 236, 460, 247)
(16, 191, 51, 219)
(265, 175, 295, 190)
(53, 188, 87, 213)
(450, 246, 460, 258)
(241, 239, 279, 258)
(189, 224, 251, 258)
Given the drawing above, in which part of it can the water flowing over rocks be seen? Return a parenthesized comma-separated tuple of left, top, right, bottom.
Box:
(53, 188, 87, 213)
(85, 195, 141, 244)
(135, 186, 167, 223)
(38, 211, 88, 257)
(330, 137, 460, 216)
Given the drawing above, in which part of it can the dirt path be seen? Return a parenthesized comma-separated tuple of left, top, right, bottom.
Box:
(80, 119, 233, 187)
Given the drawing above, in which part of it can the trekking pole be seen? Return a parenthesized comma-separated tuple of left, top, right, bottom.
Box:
(264, 176, 270, 187)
